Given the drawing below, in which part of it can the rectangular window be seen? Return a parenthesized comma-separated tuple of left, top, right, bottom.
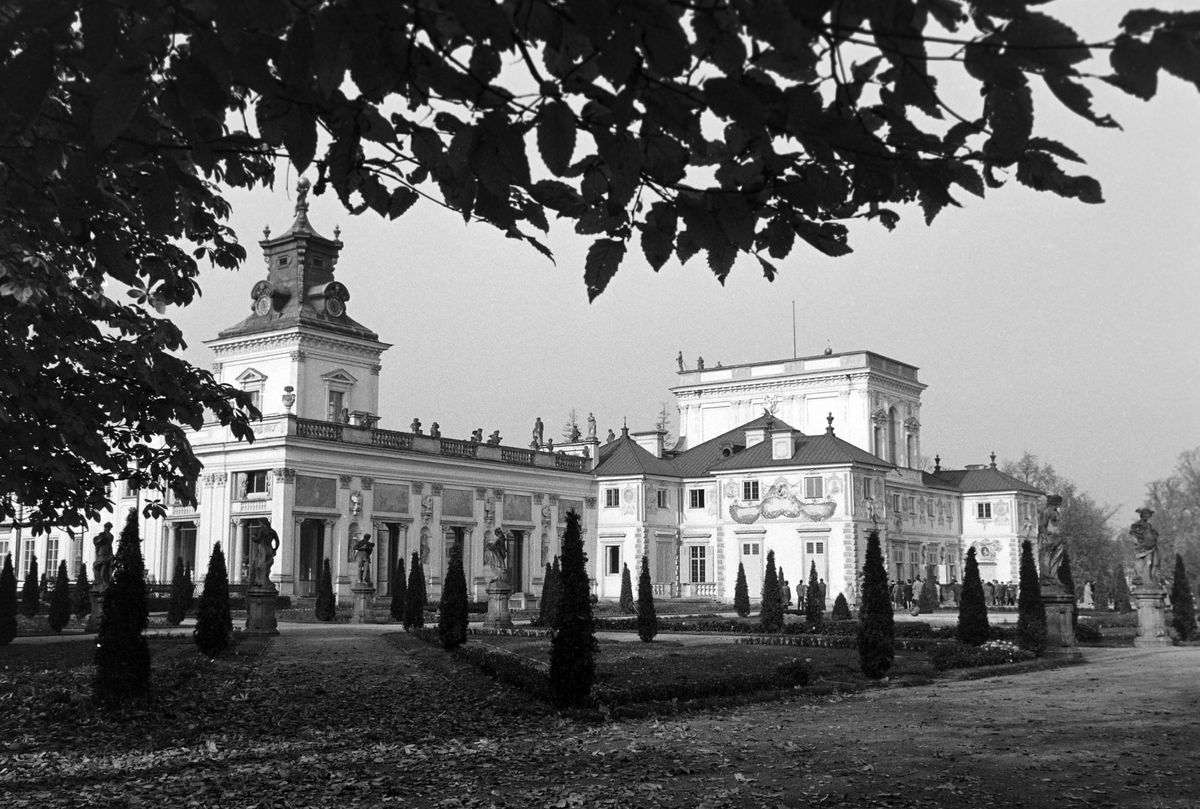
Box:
(816, 542, 824, 554)
(241, 470, 270, 498)
(245, 388, 262, 412)
(804, 476, 824, 499)
(0, 537, 9, 564)
(977, 502, 992, 519)
(806, 541, 814, 554)
(742, 480, 760, 501)
(741, 542, 760, 556)
(22, 538, 35, 576)
(688, 489, 706, 510)
(689, 546, 707, 583)
(606, 545, 620, 575)
(657, 489, 668, 509)
(45, 537, 59, 575)
(604, 488, 620, 508)
(327, 390, 345, 422)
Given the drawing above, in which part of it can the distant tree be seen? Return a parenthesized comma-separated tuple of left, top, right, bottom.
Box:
(561, 408, 582, 442)
(1144, 448, 1200, 575)
(193, 543, 232, 657)
(1092, 576, 1110, 612)
(636, 555, 657, 643)
(831, 593, 851, 621)
(0, 554, 15, 645)
(918, 576, 940, 614)
(72, 563, 90, 620)
(315, 558, 336, 622)
(618, 562, 634, 613)
(95, 510, 151, 703)
(20, 553, 39, 618)
(47, 560, 72, 632)
(1016, 540, 1047, 656)
(438, 541, 469, 650)
(166, 557, 189, 626)
(733, 562, 751, 618)
(1058, 546, 1078, 632)
(655, 402, 676, 448)
(759, 550, 783, 633)
(1171, 554, 1197, 641)
(957, 547, 990, 646)
(1112, 564, 1133, 613)
(550, 511, 596, 708)
(390, 556, 407, 622)
(804, 561, 824, 624)
(404, 553, 425, 629)
(858, 530, 895, 680)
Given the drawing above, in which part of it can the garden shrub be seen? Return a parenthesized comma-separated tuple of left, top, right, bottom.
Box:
(550, 510, 596, 708)
(72, 565, 90, 620)
(1016, 540, 1046, 656)
(930, 640, 1035, 672)
(918, 576, 939, 614)
(48, 560, 71, 632)
(760, 550, 783, 633)
(390, 556, 407, 622)
(95, 510, 151, 704)
(404, 553, 426, 629)
(636, 555, 657, 642)
(21, 552, 39, 618)
(957, 546, 989, 646)
(0, 554, 15, 645)
(438, 541, 469, 650)
(193, 543, 232, 657)
(618, 563, 634, 614)
(1074, 621, 1103, 643)
(857, 529, 894, 680)
(804, 561, 824, 624)
(167, 557, 190, 626)
(315, 558, 336, 622)
(1111, 565, 1132, 613)
(734, 562, 750, 618)
(831, 593, 851, 620)
(1171, 554, 1197, 641)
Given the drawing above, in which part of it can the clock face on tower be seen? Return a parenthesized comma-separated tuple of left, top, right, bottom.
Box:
(325, 297, 345, 318)
(254, 296, 271, 316)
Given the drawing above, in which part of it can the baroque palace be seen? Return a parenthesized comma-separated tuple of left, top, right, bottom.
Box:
(4, 193, 1043, 609)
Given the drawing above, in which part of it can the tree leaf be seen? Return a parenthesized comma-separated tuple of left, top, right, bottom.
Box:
(1107, 34, 1158, 100)
(529, 180, 588, 217)
(585, 238, 626, 301)
(1043, 75, 1119, 129)
(92, 61, 148, 147)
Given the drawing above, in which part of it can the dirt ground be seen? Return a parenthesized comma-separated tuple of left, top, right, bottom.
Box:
(4, 625, 1198, 808)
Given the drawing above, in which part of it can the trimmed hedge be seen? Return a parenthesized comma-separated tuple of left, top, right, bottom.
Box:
(736, 633, 951, 652)
(929, 641, 1035, 672)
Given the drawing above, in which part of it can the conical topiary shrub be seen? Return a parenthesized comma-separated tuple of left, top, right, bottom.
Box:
(1016, 540, 1046, 656)
(918, 576, 939, 614)
(167, 557, 190, 626)
(831, 592, 851, 621)
(957, 546, 989, 646)
(390, 556, 407, 622)
(404, 553, 425, 629)
(618, 562, 634, 614)
(72, 564, 90, 620)
(95, 509, 151, 704)
(550, 510, 596, 708)
(636, 555, 657, 642)
(538, 562, 559, 627)
(760, 550, 783, 632)
(21, 553, 39, 618)
(1058, 546, 1078, 632)
(546, 556, 563, 629)
(857, 529, 894, 680)
(193, 543, 232, 657)
(0, 554, 16, 645)
(1112, 565, 1132, 613)
(804, 561, 824, 624)
(48, 560, 72, 632)
(315, 557, 336, 621)
(438, 540, 469, 649)
(733, 562, 751, 618)
(1171, 554, 1197, 641)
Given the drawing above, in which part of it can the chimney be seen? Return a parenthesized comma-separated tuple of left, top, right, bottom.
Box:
(631, 430, 665, 458)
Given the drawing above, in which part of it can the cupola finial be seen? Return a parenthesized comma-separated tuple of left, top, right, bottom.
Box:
(825, 412, 835, 435)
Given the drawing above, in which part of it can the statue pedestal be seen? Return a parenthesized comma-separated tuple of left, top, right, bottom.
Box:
(85, 585, 106, 633)
(1041, 582, 1082, 658)
(1132, 585, 1171, 647)
(351, 583, 376, 624)
(484, 581, 513, 629)
(244, 586, 279, 636)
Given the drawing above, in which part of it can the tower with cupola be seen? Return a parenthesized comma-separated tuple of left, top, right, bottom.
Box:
(205, 179, 390, 424)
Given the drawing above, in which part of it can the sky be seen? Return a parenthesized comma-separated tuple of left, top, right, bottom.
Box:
(170, 7, 1200, 523)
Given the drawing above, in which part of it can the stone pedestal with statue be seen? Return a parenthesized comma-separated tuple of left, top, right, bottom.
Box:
(86, 585, 106, 633)
(245, 585, 280, 635)
(484, 527, 514, 628)
(351, 582, 376, 623)
(1132, 585, 1170, 647)
(1040, 581, 1081, 658)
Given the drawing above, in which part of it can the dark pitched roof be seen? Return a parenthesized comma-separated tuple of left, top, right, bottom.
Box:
(930, 467, 1044, 495)
(920, 471, 965, 492)
(592, 433, 680, 477)
(670, 413, 782, 477)
(707, 429, 893, 472)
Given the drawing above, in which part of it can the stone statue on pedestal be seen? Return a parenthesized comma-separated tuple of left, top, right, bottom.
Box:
(1037, 494, 1066, 584)
(92, 523, 115, 587)
(484, 527, 509, 584)
(532, 417, 544, 446)
(586, 412, 597, 440)
(248, 519, 280, 589)
(353, 533, 375, 584)
(1130, 508, 1160, 586)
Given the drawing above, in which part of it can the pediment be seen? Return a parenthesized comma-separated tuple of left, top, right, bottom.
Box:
(321, 368, 358, 385)
(235, 367, 268, 384)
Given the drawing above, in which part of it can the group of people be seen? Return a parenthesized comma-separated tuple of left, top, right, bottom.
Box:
(776, 574, 826, 609)
(983, 580, 1020, 607)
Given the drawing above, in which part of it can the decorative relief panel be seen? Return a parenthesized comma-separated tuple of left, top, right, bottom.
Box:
(374, 483, 409, 514)
(296, 476, 337, 509)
